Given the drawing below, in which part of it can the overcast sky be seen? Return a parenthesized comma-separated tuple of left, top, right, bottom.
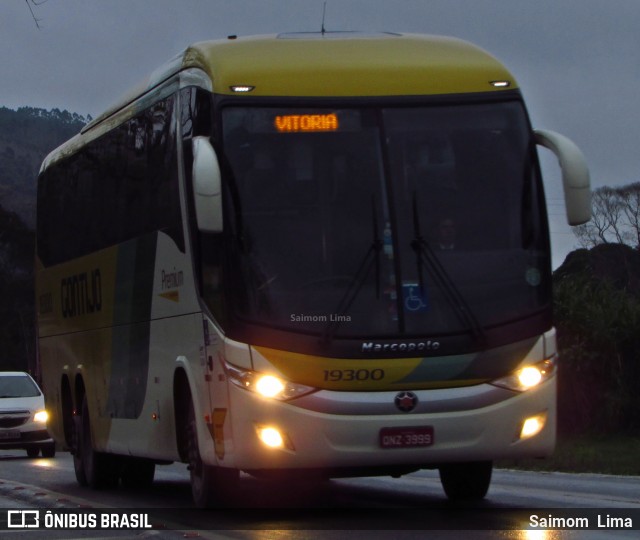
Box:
(2, 0, 639, 267)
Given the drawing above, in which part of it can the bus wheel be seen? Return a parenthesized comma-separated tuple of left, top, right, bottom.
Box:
(75, 396, 120, 489)
(121, 457, 155, 489)
(438, 461, 492, 501)
(187, 402, 238, 508)
(72, 407, 88, 486)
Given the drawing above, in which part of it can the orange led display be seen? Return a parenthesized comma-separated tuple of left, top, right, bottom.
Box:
(274, 113, 339, 133)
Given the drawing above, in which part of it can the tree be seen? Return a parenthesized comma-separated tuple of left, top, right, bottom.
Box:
(620, 182, 640, 248)
(25, 0, 47, 29)
(554, 244, 640, 434)
(0, 105, 88, 372)
(573, 182, 640, 249)
(0, 204, 35, 372)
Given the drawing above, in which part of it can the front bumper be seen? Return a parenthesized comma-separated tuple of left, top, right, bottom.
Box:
(0, 428, 54, 451)
(211, 377, 556, 473)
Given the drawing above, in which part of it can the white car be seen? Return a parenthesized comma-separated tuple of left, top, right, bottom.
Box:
(0, 371, 55, 458)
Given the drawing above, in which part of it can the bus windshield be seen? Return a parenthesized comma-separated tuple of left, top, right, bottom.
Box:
(219, 100, 550, 342)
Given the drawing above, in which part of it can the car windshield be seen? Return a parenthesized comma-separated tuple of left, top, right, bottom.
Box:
(218, 101, 550, 342)
(0, 375, 41, 398)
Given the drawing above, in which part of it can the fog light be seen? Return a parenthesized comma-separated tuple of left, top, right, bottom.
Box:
(520, 412, 547, 440)
(257, 426, 284, 448)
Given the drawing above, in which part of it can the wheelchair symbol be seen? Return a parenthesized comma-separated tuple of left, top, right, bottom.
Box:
(403, 284, 428, 312)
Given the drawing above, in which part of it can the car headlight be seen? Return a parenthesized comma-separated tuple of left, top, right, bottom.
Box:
(490, 357, 556, 392)
(224, 362, 317, 401)
(34, 410, 49, 423)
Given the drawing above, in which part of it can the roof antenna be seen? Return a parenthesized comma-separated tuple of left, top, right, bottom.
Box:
(321, 1, 327, 35)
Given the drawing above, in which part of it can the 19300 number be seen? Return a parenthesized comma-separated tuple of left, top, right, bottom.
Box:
(323, 368, 385, 382)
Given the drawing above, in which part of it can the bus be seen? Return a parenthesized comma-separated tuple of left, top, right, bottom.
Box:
(35, 32, 590, 507)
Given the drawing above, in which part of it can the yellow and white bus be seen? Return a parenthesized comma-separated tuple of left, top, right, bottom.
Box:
(36, 32, 590, 507)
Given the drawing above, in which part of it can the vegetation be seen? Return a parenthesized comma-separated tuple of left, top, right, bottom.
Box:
(501, 232, 640, 476)
(554, 243, 640, 435)
(0, 204, 35, 371)
(0, 106, 88, 372)
(498, 436, 640, 476)
(573, 182, 640, 249)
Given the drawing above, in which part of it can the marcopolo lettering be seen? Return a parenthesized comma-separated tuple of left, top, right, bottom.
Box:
(61, 269, 102, 318)
(361, 341, 440, 353)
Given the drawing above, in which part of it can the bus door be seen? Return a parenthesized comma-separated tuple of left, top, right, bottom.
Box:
(201, 317, 232, 462)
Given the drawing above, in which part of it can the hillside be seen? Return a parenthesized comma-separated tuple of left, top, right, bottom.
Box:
(0, 106, 89, 371)
(0, 106, 89, 227)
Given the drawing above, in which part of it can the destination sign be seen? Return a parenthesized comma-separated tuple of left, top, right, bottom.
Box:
(274, 113, 339, 133)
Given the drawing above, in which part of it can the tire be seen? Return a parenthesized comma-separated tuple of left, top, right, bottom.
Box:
(439, 461, 493, 501)
(41, 443, 56, 458)
(72, 408, 88, 486)
(74, 396, 120, 489)
(26, 447, 40, 459)
(186, 401, 238, 508)
(121, 457, 156, 489)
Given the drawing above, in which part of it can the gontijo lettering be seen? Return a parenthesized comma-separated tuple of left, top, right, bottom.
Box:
(61, 269, 102, 318)
(274, 113, 338, 132)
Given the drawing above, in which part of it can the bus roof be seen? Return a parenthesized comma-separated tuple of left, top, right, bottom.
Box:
(92, 32, 516, 127)
(187, 32, 517, 97)
(43, 32, 517, 171)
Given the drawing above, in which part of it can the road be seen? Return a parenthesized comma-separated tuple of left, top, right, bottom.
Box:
(0, 450, 638, 539)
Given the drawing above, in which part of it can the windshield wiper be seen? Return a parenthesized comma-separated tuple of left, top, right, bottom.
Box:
(321, 197, 382, 345)
(410, 193, 486, 345)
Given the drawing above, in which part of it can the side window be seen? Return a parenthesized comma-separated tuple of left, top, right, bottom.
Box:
(36, 95, 184, 267)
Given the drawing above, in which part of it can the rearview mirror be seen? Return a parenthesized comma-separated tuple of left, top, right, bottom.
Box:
(192, 136, 222, 233)
(535, 129, 591, 226)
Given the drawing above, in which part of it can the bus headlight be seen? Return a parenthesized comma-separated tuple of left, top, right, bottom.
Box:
(490, 357, 556, 392)
(224, 362, 317, 401)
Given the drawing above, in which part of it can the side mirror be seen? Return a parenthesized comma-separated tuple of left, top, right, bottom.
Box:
(192, 136, 223, 233)
(534, 129, 591, 226)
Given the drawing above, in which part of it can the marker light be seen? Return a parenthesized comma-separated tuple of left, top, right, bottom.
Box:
(34, 410, 49, 423)
(230, 85, 255, 93)
(224, 361, 317, 401)
(490, 80, 511, 88)
(520, 412, 547, 440)
(491, 357, 556, 392)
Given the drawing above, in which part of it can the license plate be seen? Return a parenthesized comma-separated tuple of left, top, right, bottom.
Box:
(380, 426, 434, 448)
(0, 430, 21, 440)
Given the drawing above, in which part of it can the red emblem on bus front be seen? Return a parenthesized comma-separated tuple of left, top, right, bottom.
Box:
(394, 391, 418, 412)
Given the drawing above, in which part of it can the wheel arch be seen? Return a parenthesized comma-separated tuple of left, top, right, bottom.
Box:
(60, 374, 74, 449)
(173, 366, 193, 462)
